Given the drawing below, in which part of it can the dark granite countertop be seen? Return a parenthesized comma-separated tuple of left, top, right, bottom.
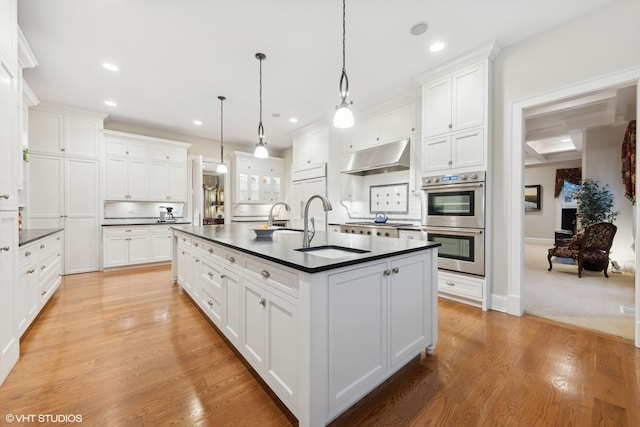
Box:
(102, 219, 191, 226)
(171, 224, 440, 273)
(19, 228, 64, 246)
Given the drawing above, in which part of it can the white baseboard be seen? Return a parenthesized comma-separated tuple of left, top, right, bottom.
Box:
(489, 293, 508, 312)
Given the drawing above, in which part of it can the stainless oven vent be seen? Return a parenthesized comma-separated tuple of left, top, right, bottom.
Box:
(341, 138, 410, 176)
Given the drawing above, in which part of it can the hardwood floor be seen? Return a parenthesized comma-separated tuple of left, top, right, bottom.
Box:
(1, 266, 639, 426)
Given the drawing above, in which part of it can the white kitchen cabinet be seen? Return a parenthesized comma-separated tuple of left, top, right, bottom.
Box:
(0, 211, 19, 386)
(222, 268, 241, 347)
(422, 127, 485, 173)
(150, 144, 187, 163)
(29, 154, 100, 274)
(398, 229, 426, 241)
(149, 224, 173, 262)
(422, 63, 485, 139)
(103, 226, 150, 268)
(233, 153, 284, 203)
(149, 156, 187, 201)
(345, 104, 412, 152)
(242, 276, 298, 409)
(15, 245, 38, 337)
(292, 128, 329, 169)
(291, 177, 327, 231)
(105, 137, 148, 159)
(199, 257, 225, 326)
(104, 156, 148, 200)
(437, 270, 486, 309)
(29, 109, 103, 158)
(0, 0, 17, 66)
(0, 52, 18, 210)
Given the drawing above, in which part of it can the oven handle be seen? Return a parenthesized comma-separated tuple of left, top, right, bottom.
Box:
(421, 183, 484, 191)
(424, 227, 484, 235)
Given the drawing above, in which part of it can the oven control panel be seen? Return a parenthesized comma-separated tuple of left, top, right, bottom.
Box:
(422, 170, 485, 186)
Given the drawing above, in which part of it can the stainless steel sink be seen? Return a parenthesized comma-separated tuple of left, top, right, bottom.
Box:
(273, 228, 304, 234)
(294, 245, 370, 259)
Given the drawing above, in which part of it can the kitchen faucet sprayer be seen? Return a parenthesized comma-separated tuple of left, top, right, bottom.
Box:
(268, 202, 291, 227)
(302, 195, 332, 248)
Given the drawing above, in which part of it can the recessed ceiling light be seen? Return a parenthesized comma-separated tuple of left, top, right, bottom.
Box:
(104, 100, 117, 107)
(289, 117, 298, 123)
(102, 62, 119, 72)
(410, 22, 429, 36)
(193, 120, 202, 126)
(429, 41, 445, 53)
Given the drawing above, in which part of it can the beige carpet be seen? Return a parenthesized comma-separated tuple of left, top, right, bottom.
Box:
(524, 242, 635, 340)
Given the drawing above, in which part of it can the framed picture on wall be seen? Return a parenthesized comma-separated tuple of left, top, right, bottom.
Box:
(525, 185, 542, 212)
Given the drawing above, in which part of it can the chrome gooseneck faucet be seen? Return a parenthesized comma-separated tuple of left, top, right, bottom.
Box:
(303, 194, 333, 248)
(268, 202, 291, 227)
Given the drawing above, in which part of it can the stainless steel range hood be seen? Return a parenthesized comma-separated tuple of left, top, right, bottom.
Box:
(341, 138, 410, 176)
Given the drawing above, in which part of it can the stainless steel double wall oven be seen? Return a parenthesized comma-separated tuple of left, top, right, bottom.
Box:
(421, 171, 486, 276)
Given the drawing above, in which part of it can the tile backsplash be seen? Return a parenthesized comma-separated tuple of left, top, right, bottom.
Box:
(104, 201, 185, 219)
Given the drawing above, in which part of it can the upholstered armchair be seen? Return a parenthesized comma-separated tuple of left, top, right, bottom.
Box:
(547, 222, 617, 278)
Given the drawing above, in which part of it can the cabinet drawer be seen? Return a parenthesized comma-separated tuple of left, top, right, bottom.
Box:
(200, 241, 225, 260)
(438, 273, 483, 299)
(201, 285, 224, 327)
(243, 257, 298, 298)
(223, 249, 243, 269)
(104, 226, 150, 237)
(176, 234, 192, 247)
(150, 224, 174, 234)
(40, 249, 62, 277)
(201, 259, 224, 296)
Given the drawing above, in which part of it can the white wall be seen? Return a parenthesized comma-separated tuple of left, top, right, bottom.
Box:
(492, 0, 640, 297)
(584, 123, 635, 269)
(524, 160, 581, 241)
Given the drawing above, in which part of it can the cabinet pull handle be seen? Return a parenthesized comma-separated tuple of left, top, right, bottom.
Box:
(220, 274, 226, 279)
(448, 123, 453, 129)
(27, 268, 35, 274)
(57, 237, 61, 240)
(208, 300, 214, 306)
(0, 194, 9, 199)
(193, 242, 198, 247)
(383, 269, 391, 276)
(125, 229, 132, 232)
(392, 267, 399, 274)
(260, 270, 270, 279)
(195, 258, 200, 263)
(41, 290, 46, 296)
(41, 265, 46, 270)
(228, 256, 235, 264)
(25, 251, 31, 257)
(40, 244, 46, 249)
(60, 147, 65, 152)
(446, 281, 455, 286)
(259, 298, 266, 307)
(208, 249, 213, 254)
(448, 160, 453, 165)
(0, 246, 10, 251)
(406, 235, 414, 239)
(208, 272, 213, 278)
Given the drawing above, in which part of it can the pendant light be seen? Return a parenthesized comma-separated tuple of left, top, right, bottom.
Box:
(254, 52, 268, 158)
(216, 96, 228, 174)
(333, 0, 354, 129)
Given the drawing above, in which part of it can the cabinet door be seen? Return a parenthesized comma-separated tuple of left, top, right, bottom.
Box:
(292, 134, 310, 170)
(28, 154, 64, 225)
(0, 58, 18, 209)
(452, 64, 485, 132)
(15, 260, 37, 336)
(149, 162, 169, 200)
(327, 262, 388, 412)
(0, 211, 18, 382)
(28, 109, 63, 155)
(421, 135, 452, 172)
(104, 157, 128, 199)
(451, 128, 484, 170)
(127, 159, 149, 200)
(150, 233, 172, 261)
(128, 235, 150, 265)
(168, 163, 186, 201)
(351, 116, 379, 150)
(309, 129, 329, 164)
(104, 236, 129, 268)
(422, 76, 452, 138)
(64, 116, 100, 158)
(223, 269, 241, 347)
(0, 0, 16, 64)
(65, 158, 99, 274)
(242, 278, 266, 369)
(389, 255, 428, 367)
(378, 105, 411, 143)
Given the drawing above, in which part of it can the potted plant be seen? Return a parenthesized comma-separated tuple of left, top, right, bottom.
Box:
(573, 178, 619, 228)
(572, 178, 619, 270)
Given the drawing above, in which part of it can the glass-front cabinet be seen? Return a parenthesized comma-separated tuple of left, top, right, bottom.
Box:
(233, 152, 284, 203)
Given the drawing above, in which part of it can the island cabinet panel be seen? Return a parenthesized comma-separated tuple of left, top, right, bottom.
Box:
(222, 268, 241, 347)
(327, 262, 388, 414)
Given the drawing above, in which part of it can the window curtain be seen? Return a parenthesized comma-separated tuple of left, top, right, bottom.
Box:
(621, 119, 636, 204)
(554, 168, 581, 197)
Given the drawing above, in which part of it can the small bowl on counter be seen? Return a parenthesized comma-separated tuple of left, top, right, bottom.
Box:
(250, 225, 279, 238)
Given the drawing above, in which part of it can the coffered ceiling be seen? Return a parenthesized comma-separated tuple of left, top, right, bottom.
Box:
(18, 0, 617, 151)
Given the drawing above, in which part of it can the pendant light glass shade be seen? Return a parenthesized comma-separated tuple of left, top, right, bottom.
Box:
(216, 95, 228, 174)
(333, 0, 354, 129)
(254, 52, 269, 158)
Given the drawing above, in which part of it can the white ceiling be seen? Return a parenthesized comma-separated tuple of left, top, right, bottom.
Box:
(18, 0, 617, 152)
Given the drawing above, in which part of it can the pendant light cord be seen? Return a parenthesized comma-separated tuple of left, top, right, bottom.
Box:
(342, 0, 346, 73)
(258, 54, 265, 142)
(219, 96, 224, 161)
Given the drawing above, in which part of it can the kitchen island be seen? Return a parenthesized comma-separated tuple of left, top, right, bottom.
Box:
(171, 224, 440, 426)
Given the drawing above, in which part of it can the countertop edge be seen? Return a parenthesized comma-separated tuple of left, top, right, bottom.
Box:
(19, 228, 64, 247)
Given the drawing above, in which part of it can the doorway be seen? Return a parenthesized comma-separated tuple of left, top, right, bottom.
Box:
(507, 67, 640, 347)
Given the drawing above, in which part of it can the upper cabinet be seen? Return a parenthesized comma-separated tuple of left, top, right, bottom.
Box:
(422, 63, 485, 139)
(292, 128, 328, 170)
(29, 108, 105, 158)
(418, 43, 498, 174)
(344, 104, 415, 153)
(233, 152, 284, 203)
(102, 130, 191, 202)
(0, 0, 17, 66)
